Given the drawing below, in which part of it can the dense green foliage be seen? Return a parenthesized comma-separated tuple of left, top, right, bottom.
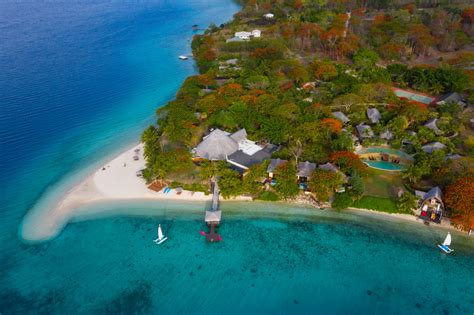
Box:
(141, 0, 473, 217)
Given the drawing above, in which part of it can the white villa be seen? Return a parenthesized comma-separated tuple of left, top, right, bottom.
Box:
(227, 30, 262, 42)
(263, 13, 274, 19)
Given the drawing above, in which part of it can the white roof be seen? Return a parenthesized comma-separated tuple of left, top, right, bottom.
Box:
(263, 13, 274, 18)
(235, 31, 252, 37)
(238, 139, 262, 156)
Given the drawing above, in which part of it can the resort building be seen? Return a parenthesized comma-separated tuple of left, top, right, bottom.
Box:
(251, 29, 261, 38)
(367, 108, 381, 124)
(421, 141, 446, 154)
(227, 30, 262, 42)
(379, 129, 394, 141)
(424, 118, 442, 135)
(332, 111, 350, 124)
(194, 128, 275, 171)
(435, 92, 466, 108)
(417, 186, 444, 223)
(267, 158, 287, 178)
(356, 124, 374, 140)
(263, 13, 274, 19)
(297, 161, 316, 181)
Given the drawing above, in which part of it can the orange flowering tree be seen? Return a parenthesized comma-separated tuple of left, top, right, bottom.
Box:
(330, 151, 366, 175)
(321, 118, 342, 134)
(445, 176, 474, 231)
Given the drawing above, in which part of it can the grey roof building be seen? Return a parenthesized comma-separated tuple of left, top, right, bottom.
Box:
(267, 158, 288, 175)
(421, 141, 446, 154)
(227, 144, 276, 171)
(379, 130, 394, 140)
(436, 92, 465, 107)
(367, 108, 381, 124)
(332, 111, 350, 124)
(424, 118, 442, 136)
(356, 124, 374, 139)
(194, 129, 239, 160)
(297, 161, 316, 179)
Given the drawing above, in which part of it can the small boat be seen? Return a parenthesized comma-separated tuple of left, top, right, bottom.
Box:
(178, 55, 188, 60)
(154, 224, 168, 244)
(438, 232, 453, 254)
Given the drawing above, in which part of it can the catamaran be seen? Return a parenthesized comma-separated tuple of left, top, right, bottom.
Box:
(154, 224, 168, 245)
(438, 232, 453, 254)
(178, 55, 188, 60)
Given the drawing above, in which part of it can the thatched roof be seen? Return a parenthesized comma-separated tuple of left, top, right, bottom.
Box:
(436, 92, 464, 105)
(332, 111, 350, 123)
(424, 118, 442, 135)
(367, 108, 381, 124)
(297, 161, 316, 178)
(195, 129, 238, 160)
(379, 130, 393, 140)
(424, 186, 443, 202)
(267, 158, 287, 173)
(230, 128, 248, 142)
(356, 124, 374, 138)
(421, 142, 446, 154)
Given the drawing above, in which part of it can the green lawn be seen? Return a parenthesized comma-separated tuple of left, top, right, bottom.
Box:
(352, 168, 409, 214)
(362, 168, 403, 198)
(352, 196, 399, 213)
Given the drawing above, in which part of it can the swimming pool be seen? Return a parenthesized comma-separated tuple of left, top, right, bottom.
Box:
(363, 160, 407, 171)
(359, 147, 413, 160)
(393, 89, 435, 104)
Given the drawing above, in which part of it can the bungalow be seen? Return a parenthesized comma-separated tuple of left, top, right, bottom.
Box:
(297, 161, 316, 181)
(332, 111, 350, 124)
(421, 141, 446, 154)
(234, 31, 252, 40)
(436, 92, 466, 108)
(417, 186, 444, 223)
(194, 128, 274, 170)
(367, 108, 381, 124)
(424, 118, 442, 136)
(356, 124, 374, 140)
(267, 158, 287, 178)
(251, 29, 261, 38)
(263, 13, 274, 19)
(379, 129, 393, 141)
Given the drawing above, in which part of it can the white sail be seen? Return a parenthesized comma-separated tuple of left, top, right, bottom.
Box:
(443, 232, 451, 246)
(158, 225, 164, 241)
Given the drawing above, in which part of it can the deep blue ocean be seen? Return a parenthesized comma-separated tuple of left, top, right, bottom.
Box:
(1, 1, 473, 314)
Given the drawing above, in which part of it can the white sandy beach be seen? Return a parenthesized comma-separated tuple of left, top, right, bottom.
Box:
(20, 144, 466, 243)
(20, 143, 215, 242)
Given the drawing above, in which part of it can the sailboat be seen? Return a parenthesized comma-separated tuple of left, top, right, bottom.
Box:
(438, 232, 453, 254)
(154, 224, 168, 244)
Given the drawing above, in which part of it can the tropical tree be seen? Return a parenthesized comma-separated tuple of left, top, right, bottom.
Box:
(308, 169, 344, 202)
(445, 176, 474, 231)
(397, 192, 417, 214)
(274, 162, 299, 199)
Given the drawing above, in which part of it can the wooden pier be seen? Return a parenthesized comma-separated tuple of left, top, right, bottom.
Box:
(204, 179, 222, 242)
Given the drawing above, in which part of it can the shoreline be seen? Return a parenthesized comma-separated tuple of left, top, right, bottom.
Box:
(20, 143, 469, 242)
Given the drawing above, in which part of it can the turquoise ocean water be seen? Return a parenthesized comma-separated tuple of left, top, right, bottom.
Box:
(1, 1, 473, 314)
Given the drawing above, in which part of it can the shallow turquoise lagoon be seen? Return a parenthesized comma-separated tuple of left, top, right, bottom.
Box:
(1, 1, 474, 314)
(3, 201, 474, 314)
